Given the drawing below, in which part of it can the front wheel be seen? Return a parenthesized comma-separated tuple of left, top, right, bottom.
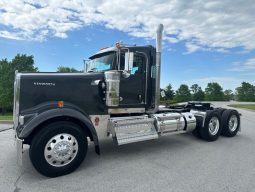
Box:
(29, 121, 88, 177)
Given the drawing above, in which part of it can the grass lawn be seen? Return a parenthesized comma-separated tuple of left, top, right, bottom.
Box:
(228, 104, 255, 111)
(0, 113, 13, 121)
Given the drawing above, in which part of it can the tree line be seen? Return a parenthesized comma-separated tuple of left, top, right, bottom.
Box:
(0, 54, 255, 114)
(0, 54, 38, 114)
(160, 82, 255, 105)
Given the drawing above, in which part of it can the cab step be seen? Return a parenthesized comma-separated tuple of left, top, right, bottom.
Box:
(108, 116, 158, 145)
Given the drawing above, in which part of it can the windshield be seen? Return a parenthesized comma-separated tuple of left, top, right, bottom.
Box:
(86, 52, 115, 72)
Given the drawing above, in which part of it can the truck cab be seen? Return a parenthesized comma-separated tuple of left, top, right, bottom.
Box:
(85, 45, 156, 110)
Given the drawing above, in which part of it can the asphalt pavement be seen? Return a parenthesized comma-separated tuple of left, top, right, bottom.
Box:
(0, 102, 255, 192)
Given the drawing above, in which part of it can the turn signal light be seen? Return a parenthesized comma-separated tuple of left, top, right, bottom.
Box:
(58, 101, 64, 108)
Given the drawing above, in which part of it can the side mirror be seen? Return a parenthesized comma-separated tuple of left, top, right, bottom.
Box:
(124, 52, 134, 71)
(160, 90, 166, 98)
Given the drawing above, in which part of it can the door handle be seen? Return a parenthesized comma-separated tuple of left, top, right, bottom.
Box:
(138, 94, 142, 103)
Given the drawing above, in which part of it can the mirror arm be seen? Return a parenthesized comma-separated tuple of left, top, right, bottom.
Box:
(121, 48, 130, 71)
(83, 59, 91, 73)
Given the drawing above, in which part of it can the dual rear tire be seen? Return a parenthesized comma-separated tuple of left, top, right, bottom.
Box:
(193, 109, 240, 141)
(221, 109, 240, 137)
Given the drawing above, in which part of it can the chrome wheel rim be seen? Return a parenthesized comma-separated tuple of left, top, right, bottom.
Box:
(208, 117, 220, 135)
(44, 133, 78, 167)
(228, 115, 238, 132)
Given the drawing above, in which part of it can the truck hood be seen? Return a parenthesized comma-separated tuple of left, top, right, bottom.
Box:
(18, 72, 107, 115)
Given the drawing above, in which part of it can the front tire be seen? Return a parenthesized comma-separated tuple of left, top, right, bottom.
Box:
(29, 121, 88, 177)
(199, 110, 222, 141)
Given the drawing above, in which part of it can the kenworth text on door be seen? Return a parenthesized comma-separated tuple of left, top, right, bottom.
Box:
(13, 24, 241, 177)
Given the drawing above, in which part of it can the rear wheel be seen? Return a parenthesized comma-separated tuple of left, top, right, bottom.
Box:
(199, 110, 222, 141)
(221, 109, 240, 137)
(29, 121, 88, 177)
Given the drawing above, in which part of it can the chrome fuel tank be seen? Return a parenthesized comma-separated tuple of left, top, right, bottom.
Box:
(152, 112, 196, 134)
(152, 113, 185, 133)
(182, 112, 197, 132)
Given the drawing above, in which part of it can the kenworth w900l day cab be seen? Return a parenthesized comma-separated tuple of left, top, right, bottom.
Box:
(14, 24, 241, 177)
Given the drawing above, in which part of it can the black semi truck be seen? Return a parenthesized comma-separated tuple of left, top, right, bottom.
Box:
(13, 24, 241, 177)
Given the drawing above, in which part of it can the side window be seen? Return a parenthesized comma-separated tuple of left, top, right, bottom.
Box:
(119, 53, 144, 75)
(131, 55, 144, 75)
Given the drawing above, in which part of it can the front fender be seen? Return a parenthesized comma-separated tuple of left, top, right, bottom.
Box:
(19, 108, 99, 152)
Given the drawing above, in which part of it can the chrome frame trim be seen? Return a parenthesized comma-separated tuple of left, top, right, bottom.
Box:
(108, 108, 145, 114)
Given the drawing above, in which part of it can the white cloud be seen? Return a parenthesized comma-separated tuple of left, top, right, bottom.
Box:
(229, 57, 255, 72)
(0, 30, 24, 40)
(0, 0, 255, 53)
(184, 42, 209, 54)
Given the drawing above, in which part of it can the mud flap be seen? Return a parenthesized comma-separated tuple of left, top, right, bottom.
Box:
(15, 135, 23, 166)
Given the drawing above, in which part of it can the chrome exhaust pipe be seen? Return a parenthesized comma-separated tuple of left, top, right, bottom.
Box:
(149, 24, 163, 113)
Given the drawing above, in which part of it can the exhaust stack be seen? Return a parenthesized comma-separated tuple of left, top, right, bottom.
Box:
(150, 24, 163, 113)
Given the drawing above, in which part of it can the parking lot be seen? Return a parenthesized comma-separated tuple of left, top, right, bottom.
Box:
(0, 102, 255, 192)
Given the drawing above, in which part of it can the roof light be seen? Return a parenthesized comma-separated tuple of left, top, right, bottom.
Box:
(115, 42, 122, 49)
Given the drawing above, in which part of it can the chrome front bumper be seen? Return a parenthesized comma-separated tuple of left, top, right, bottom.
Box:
(15, 133, 23, 166)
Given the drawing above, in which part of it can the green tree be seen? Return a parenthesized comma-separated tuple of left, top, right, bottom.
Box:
(236, 82, 255, 101)
(205, 82, 224, 101)
(0, 59, 11, 114)
(175, 84, 191, 102)
(190, 84, 204, 101)
(0, 54, 38, 114)
(164, 84, 175, 100)
(224, 89, 234, 101)
(57, 66, 80, 72)
(11, 54, 38, 72)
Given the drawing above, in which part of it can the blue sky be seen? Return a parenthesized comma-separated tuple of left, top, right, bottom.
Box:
(0, 0, 255, 91)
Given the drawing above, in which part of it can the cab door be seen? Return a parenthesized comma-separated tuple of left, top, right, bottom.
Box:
(119, 53, 146, 107)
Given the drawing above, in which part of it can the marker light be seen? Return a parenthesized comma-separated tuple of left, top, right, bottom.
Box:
(58, 101, 64, 108)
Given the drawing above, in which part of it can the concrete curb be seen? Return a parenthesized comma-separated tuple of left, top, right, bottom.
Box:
(0, 120, 13, 124)
(227, 106, 255, 112)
